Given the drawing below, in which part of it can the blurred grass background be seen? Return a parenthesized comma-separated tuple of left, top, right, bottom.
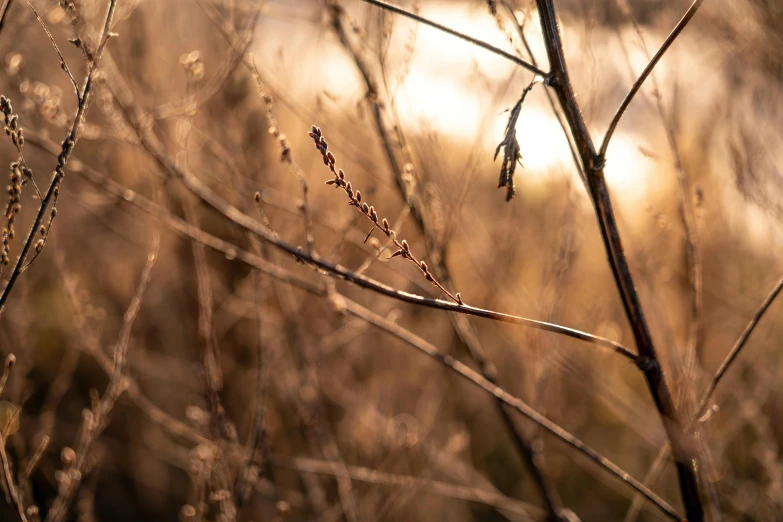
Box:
(0, 0, 782, 520)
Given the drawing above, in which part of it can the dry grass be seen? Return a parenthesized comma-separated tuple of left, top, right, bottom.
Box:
(0, 0, 781, 521)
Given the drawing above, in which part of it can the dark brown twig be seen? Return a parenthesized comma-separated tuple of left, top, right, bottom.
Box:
(531, 0, 704, 519)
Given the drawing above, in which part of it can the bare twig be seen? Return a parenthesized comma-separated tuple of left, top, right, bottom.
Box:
(45, 233, 159, 522)
(531, 0, 704, 518)
(598, 0, 706, 159)
(0, 354, 27, 522)
(0, 0, 118, 316)
(272, 455, 545, 520)
(357, 0, 546, 77)
(23, 0, 79, 98)
(250, 57, 315, 255)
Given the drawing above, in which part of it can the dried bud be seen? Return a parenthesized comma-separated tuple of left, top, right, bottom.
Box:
(382, 218, 389, 230)
(420, 261, 428, 272)
(61, 447, 76, 466)
(254, 191, 261, 202)
(338, 169, 345, 180)
(401, 240, 410, 252)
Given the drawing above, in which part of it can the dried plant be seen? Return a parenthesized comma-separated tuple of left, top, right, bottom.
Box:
(0, 0, 781, 521)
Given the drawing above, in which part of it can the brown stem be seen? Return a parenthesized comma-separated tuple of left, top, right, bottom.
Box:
(533, 1, 703, 519)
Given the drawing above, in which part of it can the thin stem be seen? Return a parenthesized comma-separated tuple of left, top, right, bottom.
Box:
(694, 273, 783, 422)
(0, 0, 118, 316)
(0, 0, 12, 36)
(272, 455, 544, 520)
(598, 0, 706, 159)
(359, 0, 547, 78)
(24, 0, 79, 99)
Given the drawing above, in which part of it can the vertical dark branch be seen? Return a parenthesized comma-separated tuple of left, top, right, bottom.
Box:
(532, 1, 703, 520)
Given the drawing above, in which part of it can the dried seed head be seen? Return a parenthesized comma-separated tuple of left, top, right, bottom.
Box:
(355, 190, 362, 203)
(338, 169, 345, 180)
(401, 240, 410, 252)
(382, 218, 389, 231)
(360, 202, 369, 214)
(420, 261, 428, 272)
